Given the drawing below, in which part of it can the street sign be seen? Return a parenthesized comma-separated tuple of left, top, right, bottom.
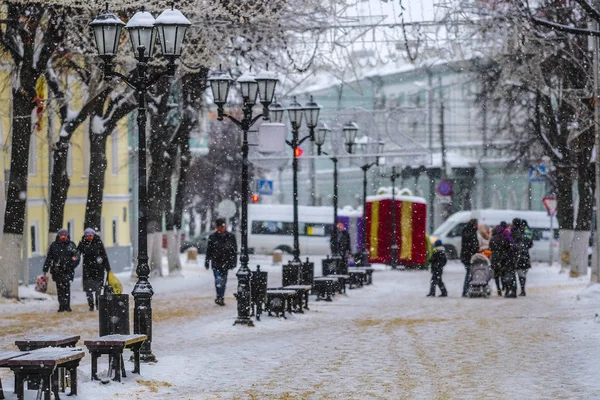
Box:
(437, 180, 452, 196)
(257, 179, 274, 195)
(217, 199, 236, 218)
(258, 123, 286, 153)
(529, 165, 547, 182)
(542, 197, 558, 216)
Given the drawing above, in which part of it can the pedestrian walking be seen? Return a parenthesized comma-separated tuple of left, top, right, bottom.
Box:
(511, 218, 533, 296)
(478, 224, 491, 250)
(489, 221, 517, 298)
(77, 228, 111, 311)
(331, 222, 352, 258)
(205, 218, 238, 306)
(427, 239, 448, 297)
(43, 228, 79, 312)
(460, 219, 479, 297)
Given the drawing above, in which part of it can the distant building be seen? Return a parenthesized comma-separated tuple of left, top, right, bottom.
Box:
(274, 60, 549, 231)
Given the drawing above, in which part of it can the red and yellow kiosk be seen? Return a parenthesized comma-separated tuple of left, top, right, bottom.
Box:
(365, 191, 427, 266)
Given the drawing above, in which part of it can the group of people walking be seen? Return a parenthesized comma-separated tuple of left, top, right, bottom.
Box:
(460, 218, 533, 298)
(43, 228, 111, 312)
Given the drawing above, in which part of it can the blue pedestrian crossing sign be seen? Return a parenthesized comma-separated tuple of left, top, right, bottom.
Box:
(529, 165, 547, 182)
(257, 180, 274, 195)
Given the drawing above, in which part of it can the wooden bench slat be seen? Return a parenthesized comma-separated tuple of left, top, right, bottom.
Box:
(15, 335, 80, 348)
(0, 351, 26, 366)
(7, 348, 85, 367)
(83, 334, 146, 347)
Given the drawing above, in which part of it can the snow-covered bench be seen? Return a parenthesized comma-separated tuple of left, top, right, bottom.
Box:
(84, 334, 147, 382)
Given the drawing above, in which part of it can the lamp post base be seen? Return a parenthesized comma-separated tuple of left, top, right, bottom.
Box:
(390, 245, 399, 269)
(358, 250, 370, 267)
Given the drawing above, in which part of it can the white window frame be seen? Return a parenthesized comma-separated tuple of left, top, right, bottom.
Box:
(112, 129, 118, 175)
(100, 217, 105, 242)
(30, 221, 40, 255)
(67, 219, 75, 240)
(83, 128, 90, 177)
(67, 143, 73, 177)
(28, 132, 37, 176)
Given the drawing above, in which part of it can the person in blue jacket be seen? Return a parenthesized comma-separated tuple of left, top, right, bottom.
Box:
(427, 239, 448, 297)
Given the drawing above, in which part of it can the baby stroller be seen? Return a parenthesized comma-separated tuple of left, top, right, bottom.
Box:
(468, 253, 493, 298)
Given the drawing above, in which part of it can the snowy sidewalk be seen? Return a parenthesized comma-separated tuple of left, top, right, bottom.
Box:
(1, 256, 600, 399)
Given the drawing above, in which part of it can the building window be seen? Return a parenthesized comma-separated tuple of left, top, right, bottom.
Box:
(28, 133, 36, 176)
(112, 218, 118, 245)
(123, 207, 127, 222)
(67, 143, 73, 177)
(100, 217, 105, 242)
(67, 219, 74, 239)
(112, 129, 118, 175)
(30, 223, 39, 254)
(83, 129, 90, 177)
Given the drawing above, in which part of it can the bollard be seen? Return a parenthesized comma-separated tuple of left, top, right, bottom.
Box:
(272, 250, 283, 264)
(251, 266, 268, 321)
(187, 248, 197, 262)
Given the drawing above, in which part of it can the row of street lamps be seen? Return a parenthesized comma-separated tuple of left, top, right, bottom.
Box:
(90, 4, 394, 358)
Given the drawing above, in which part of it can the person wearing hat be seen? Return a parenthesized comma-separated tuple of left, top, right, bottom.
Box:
(43, 228, 80, 312)
(427, 239, 448, 297)
(205, 218, 238, 306)
(77, 227, 111, 311)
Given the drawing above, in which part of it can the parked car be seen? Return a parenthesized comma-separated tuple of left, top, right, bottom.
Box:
(180, 232, 211, 254)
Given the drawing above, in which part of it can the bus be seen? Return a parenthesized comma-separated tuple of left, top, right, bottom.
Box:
(248, 204, 362, 255)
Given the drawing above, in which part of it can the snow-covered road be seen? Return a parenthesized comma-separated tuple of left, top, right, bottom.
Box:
(1, 255, 599, 399)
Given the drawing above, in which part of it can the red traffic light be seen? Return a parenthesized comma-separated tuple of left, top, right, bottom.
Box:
(251, 194, 260, 203)
(294, 147, 304, 157)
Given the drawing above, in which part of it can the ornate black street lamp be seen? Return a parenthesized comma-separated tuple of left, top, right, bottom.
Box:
(207, 67, 278, 326)
(357, 139, 385, 266)
(315, 123, 357, 259)
(381, 166, 402, 269)
(277, 96, 321, 265)
(90, 5, 191, 362)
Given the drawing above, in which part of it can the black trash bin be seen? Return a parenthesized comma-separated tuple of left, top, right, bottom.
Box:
(251, 266, 268, 321)
(282, 261, 299, 287)
(99, 293, 130, 336)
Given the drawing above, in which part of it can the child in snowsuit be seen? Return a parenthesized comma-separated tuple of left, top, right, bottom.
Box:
(427, 239, 448, 297)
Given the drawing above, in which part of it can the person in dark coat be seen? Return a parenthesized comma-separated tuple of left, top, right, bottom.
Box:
(205, 218, 238, 306)
(330, 222, 352, 258)
(43, 228, 79, 312)
(460, 218, 479, 297)
(489, 221, 517, 298)
(77, 228, 111, 311)
(427, 239, 448, 297)
(511, 218, 533, 296)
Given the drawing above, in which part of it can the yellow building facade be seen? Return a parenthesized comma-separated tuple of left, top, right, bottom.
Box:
(1, 70, 131, 270)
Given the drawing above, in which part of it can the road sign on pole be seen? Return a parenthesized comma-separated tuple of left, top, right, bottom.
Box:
(542, 197, 558, 216)
(257, 180, 274, 195)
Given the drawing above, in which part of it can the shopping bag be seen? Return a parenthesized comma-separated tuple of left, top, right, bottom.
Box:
(107, 270, 123, 295)
(35, 274, 48, 293)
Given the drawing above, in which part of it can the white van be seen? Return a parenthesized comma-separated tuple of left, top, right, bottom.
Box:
(431, 209, 558, 262)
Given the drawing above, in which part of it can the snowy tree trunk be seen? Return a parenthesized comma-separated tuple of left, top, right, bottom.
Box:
(45, 233, 58, 295)
(84, 132, 108, 231)
(559, 229, 574, 272)
(48, 137, 71, 233)
(166, 229, 181, 273)
(0, 234, 22, 298)
(147, 232, 163, 277)
(570, 231, 590, 278)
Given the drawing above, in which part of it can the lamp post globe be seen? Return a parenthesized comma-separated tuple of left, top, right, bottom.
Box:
(207, 68, 233, 120)
(91, 5, 190, 363)
(268, 100, 285, 124)
(124, 9, 157, 60)
(154, 6, 191, 58)
(343, 121, 359, 153)
(315, 122, 330, 154)
(89, 8, 125, 74)
(237, 72, 259, 105)
(256, 70, 278, 118)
